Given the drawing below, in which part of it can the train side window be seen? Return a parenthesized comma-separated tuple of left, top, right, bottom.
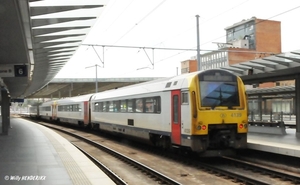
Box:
(102, 102, 107, 112)
(114, 101, 120, 112)
(99, 102, 103, 112)
(182, 92, 189, 104)
(145, 98, 154, 113)
(128, 99, 133, 112)
(108, 101, 114, 112)
(135, 99, 144, 112)
(76, 105, 79, 112)
(95, 102, 102, 112)
(155, 96, 161, 113)
(120, 100, 127, 112)
(94, 103, 98, 112)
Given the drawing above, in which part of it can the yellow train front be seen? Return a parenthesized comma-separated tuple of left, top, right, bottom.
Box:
(182, 69, 248, 155)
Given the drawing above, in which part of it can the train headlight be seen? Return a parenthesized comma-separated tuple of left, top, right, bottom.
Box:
(239, 124, 244, 129)
(197, 121, 203, 130)
(201, 125, 207, 130)
(244, 124, 248, 128)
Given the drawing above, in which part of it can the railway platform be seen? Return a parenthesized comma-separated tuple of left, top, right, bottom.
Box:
(247, 128, 300, 158)
(0, 116, 115, 185)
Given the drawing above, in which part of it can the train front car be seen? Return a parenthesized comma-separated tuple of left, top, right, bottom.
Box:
(187, 69, 248, 155)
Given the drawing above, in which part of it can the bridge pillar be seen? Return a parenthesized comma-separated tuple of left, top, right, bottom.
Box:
(295, 75, 300, 138)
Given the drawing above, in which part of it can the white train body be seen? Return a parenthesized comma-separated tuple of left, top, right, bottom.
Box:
(39, 101, 54, 120)
(55, 94, 92, 126)
(29, 105, 39, 118)
(90, 74, 191, 144)
(36, 69, 248, 153)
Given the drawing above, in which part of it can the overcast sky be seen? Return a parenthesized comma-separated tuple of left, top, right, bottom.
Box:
(54, 0, 300, 79)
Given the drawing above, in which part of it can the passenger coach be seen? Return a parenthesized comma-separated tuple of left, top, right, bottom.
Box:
(89, 69, 248, 153)
(36, 69, 247, 154)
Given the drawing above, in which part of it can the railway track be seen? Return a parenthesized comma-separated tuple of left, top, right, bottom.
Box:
(160, 150, 300, 185)
(36, 121, 182, 185)
(221, 156, 300, 184)
(28, 118, 300, 185)
(193, 157, 300, 185)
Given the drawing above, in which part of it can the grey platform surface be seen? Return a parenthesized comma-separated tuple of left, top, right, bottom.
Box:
(0, 117, 115, 185)
(247, 129, 300, 158)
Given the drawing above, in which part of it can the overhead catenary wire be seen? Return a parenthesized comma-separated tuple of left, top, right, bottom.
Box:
(113, 0, 167, 45)
(82, 43, 277, 54)
(156, 4, 300, 64)
(153, 0, 250, 48)
(80, 2, 300, 78)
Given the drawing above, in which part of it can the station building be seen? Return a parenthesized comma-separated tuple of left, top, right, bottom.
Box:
(181, 16, 294, 115)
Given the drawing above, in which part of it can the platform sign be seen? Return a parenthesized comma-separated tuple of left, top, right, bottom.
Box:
(14, 65, 28, 77)
(11, 99, 24, 103)
(0, 65, 14, 77)
(0, 64, 28, 77)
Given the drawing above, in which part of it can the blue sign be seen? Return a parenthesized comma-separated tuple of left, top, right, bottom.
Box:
(11, 99, 24, 103)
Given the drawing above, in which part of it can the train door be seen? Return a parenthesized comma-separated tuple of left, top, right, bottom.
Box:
(171, 90, 181, 145)
(52, 102, 57, 120)
(83, 101, 89, 125)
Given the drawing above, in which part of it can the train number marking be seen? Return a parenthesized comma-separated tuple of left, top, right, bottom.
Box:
(231, 113, 242, 117)
(220, 113, 226, 118)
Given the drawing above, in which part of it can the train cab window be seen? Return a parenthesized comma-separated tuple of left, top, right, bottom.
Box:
(199, 70, 240, 109)
(182, 92, 189, 104)
(128, 100, 133, 112)
(120, 100, 127, 112)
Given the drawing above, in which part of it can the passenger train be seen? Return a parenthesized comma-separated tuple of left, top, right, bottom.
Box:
(29, 69, 248, 155)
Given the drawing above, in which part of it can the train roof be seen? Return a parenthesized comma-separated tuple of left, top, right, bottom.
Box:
(54, 93, 94, 104)
(91, 71, 202, 100)
(39, 69, 238, 103)
(39, 93, 94, 106)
